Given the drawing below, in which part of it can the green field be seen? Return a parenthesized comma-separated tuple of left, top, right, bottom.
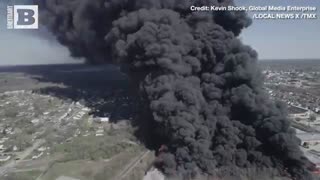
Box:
(41, 148, 144, 180)
(4, 170, 42, 180)
(53, 133, 138, 161)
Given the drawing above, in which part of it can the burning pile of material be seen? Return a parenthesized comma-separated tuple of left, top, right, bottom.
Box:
(36, 0, 315, 179)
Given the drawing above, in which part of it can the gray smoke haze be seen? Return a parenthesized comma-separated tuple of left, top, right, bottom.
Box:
(36, 0, 315, 179)
(0, 0, 83, 66)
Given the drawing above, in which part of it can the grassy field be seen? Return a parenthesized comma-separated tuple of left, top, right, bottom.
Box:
(93, 148, 144, 180)
(38, 129, 146, 180)
(4, 170, 42, 180)
(41, 147, 144, 180)
(53, 132, 137, 161)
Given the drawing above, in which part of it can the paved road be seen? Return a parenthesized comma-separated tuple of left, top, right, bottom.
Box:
(0, 139, 45, 176)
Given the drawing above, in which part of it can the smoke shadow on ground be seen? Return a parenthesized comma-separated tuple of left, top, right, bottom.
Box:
(0, 64, 137, 122)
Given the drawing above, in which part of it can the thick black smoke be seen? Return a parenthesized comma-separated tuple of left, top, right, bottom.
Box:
(36, 0, 315, 179)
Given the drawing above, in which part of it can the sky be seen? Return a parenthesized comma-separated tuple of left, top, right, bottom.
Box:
(0, 29, 83, 66)
(238, 0, 320, 60)
(0, 0, 319, 65)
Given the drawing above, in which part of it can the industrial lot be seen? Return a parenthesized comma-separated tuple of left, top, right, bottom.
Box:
(261, 60, 320, 172)
(0, 60, 319, 179)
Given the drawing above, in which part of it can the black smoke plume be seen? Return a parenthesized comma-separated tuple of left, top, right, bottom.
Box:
(35, 0, 315, 179)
